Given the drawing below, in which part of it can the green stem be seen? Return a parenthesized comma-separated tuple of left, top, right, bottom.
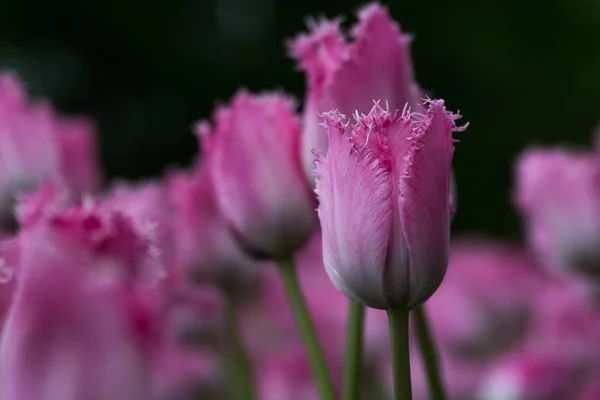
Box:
(387, 308, 412, 400)
(413, 306, 446, 400)
(224, 296, 255, 400)
(343, 301, 365, 400)
(277, 258, 337, 400)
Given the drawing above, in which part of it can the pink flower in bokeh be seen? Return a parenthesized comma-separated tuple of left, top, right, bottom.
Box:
(315, 100, 466, 309)
(168, 165, 261, 290)
(515, 146, 600, 282)
(198, 91, 316, 259)
(289, 3, 421, 184)
(0, 73, 101, 230)
(0, 198, 163, 400)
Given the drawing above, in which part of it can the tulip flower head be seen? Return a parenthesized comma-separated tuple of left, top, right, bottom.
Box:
(0, 73, 100, 231)
(198, 91, 316, 260)
(289, 3, 421, 185)
(0, 193, 164, 400)
(515, 147, 600, 281)
(315, 99, 466, 309)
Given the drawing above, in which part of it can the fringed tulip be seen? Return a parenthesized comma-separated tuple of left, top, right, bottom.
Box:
(315, 100, 466, 309)
(197, 91, 316, 259)
(0, 73, 100, 231)
(103, 180, 173, 271)
(168, 166, 261, 290)
(0, 197, 163, 400)
(289, 3, 421, 184)
(515, 146, 600, 281)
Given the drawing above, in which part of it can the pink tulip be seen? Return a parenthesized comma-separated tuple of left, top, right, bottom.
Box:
(514, 146, 600, 281)
(0, 199, 163, 400)
(289, 3, 421, 184)
(197, 91, 316, 259)
(315, 100, 466, 309)
(0, 73, 100, 230)
(167, 165, 261, 289)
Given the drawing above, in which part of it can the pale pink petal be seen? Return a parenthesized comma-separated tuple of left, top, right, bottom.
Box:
(315, 110, 393, 308)
(198, 91, 316, 258)
(399, 100, 465, 307)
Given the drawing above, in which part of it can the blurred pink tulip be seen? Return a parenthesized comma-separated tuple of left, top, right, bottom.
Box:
(0, 198, 164, 400)
(0, 73, 101, 230)
(515, 145, 600, 282)
(198, 91, 316, 259)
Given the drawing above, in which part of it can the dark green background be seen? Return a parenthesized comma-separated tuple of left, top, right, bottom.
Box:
(1, 0, 598, 238)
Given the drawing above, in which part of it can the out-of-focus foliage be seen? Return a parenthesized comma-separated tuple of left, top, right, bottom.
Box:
(0, 0, 598, 237)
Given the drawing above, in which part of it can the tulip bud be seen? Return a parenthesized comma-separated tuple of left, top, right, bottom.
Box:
(515, 147, 600, 282)
(289, 3, 421, 185)
(197, 91, 316, 259)
(0, 200, 163, 400)
(0, 73, 100, 231)
(314, 99, 466, 309)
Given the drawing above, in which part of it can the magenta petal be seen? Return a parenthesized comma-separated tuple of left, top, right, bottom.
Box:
(315, 111, 393, 308)
(399, 100, 465, 307)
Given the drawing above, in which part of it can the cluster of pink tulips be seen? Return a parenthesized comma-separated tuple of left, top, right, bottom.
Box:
(0, 3, 600, 400)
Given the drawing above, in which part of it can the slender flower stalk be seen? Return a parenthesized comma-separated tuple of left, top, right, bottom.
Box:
(224, 296, 255, 400)
(276, 258, 337, 400)
(413, 306, 446, 400)
(343, 301, 365, 400)
(387, 308, 412, 400)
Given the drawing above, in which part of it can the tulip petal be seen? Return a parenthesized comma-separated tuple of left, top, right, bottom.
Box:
(398, 100, 465, 307)
(328, 4, 420, 118)
(315, 111, 393, 308)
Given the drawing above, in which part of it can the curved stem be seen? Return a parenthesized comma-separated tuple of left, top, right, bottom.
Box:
(387, 308, 412, 400)
(413, 306, 446, 400)
(276, 258, 337, 400)
(343, 301, 365, 400)
(224, 295, 255, 400)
